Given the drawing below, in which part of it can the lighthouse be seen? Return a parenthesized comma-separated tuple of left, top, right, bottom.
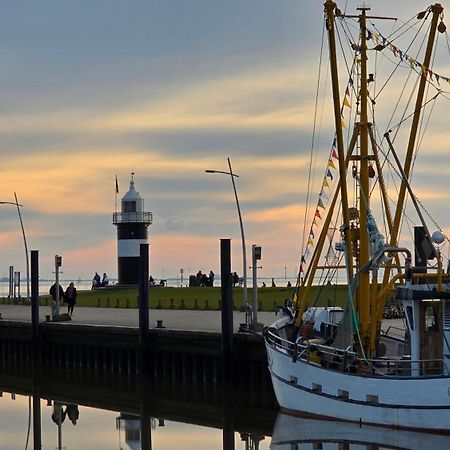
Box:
(113, 174, 152, 284)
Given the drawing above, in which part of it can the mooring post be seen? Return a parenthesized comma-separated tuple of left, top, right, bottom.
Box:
(140, 398, 152, 450)
(31, 250, 39, 340)
(31, 250, 42, 450)
(139, 243, 149, 376)
(33, 387, 42, 450)
(221, 238, 235, 448)
(220, 239, 233, 384)
(138, 242, 152, 448)
(139, 243, 149, 344)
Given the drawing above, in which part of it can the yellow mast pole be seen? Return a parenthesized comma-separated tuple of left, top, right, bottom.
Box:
(369, 125, 403, 345)
(380, 3, 443, 315)
(357, 5, 371, 353)
(324, 0, 354, 283)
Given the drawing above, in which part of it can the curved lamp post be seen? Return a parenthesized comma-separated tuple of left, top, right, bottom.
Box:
(0, 195, 29, 302)
(206, 158, 248, 309)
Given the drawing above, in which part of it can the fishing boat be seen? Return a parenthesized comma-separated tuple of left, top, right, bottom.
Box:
(264, 1, 450, 432)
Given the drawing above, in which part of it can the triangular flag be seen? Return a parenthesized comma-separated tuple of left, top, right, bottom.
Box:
(374, 32, 379, 44)
(345, 86, 350, 96)
(343, 96, 351, 108)
(309, 228, 315, 238)
(331, 149, 338, 159)
(307, 237, 314, 246)
(326, 168, 333, 180)
(328, 159, 336, 169)
(435, 73, 440, 84)
(323, 178, 330, 188)
(318, 198, 325, 209)
(315, 209, 322, 219)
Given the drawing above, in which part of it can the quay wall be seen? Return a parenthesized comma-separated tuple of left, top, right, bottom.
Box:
(0, 320, 277, 435)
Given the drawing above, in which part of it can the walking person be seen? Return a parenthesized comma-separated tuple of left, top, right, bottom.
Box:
(49, 283, 64, 316)
(49, 282, 64, 302)
(65, 282, 77, 316)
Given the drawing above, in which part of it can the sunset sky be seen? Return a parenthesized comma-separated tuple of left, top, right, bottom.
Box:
(0, 0, 449, 282)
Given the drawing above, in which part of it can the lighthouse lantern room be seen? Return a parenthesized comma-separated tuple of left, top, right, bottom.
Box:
(113, 173, 152, 284)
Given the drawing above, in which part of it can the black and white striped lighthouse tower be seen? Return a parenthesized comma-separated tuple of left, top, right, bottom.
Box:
(113, 173, 153, 284)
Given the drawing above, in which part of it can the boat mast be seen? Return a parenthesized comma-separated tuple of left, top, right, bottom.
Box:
(357, 4, 371, 353)
(324, 0, 354, 283)
(379, 3, 444, 324)
(294, 0, 355, 329)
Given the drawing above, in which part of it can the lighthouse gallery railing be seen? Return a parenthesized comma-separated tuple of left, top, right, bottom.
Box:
(113, 212, 153, 224)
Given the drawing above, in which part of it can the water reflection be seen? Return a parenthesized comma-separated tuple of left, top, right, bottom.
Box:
(3, 387, 450, 449)
(3, 340, 450, 449)
(270, 411, 450, 450)
(0, 382, 275, 450)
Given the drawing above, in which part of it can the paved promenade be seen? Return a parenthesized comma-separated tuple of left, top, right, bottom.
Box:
(0, 304, 280, 333)
(0, 304, 405, 335)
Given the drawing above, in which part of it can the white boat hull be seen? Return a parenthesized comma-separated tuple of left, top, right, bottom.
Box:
(266, 340, 450, 433)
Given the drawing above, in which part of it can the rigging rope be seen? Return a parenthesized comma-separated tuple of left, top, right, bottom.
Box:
(372, 14, 430, 100)
(301, 19, 326, 270)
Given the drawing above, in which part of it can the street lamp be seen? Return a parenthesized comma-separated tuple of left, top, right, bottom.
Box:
(205, 157, 248, 309)
(0, 195, 29, 302)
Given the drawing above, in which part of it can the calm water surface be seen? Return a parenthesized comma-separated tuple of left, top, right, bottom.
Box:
(4, 392, 450, 449)
(0, 393, 272, 450)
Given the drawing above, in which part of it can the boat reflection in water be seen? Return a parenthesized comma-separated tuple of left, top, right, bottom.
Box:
(270, 412, 450, 450)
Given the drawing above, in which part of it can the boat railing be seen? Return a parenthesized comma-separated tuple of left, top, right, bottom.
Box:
(264, 327, 446, 377)
(364, 357, 445, 377)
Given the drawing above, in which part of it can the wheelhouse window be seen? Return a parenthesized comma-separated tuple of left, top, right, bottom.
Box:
(425, 303, 440, 332)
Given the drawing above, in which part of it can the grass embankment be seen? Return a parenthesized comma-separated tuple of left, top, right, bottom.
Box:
(33, 284, 348, 311)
